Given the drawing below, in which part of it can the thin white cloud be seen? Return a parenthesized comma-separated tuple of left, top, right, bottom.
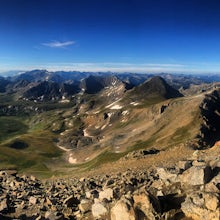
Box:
(3, 62, 220, 74)
(42, 40, 75, 48)
(20, 62, 187, 73)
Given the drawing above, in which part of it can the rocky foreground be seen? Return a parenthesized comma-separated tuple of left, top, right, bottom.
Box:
(0, 153, 220, 220)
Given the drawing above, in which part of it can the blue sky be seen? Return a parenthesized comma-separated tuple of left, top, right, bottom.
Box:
(1, 0, 220, 74)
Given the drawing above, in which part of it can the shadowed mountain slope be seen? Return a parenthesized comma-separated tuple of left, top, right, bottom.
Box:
(23, 81, 80, 101)
(0, 77, 10, 93)
(129, 76, 183, 100)
(80, 75, 132, 94)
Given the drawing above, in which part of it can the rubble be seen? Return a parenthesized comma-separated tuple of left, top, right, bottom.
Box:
(0, 156, 219, 219)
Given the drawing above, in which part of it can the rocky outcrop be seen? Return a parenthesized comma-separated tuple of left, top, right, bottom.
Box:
(121, 149, 160, 160)
(198, 89, 220, 148)
(0, 154, 219, 219)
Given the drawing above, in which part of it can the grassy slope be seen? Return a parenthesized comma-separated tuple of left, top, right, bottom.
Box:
(0, 131, 63, 178)
(0, 91, 204, 178)
(0, 117, 28, 141)
(0, 97, 67, 178)
(0, 91, 78, 177)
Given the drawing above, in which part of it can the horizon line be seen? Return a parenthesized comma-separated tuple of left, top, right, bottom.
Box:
(1, 68, 220, 76)
(1, 62, 220, 75)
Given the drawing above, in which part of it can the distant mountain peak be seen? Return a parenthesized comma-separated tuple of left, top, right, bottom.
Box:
(129, 76, 183, 101)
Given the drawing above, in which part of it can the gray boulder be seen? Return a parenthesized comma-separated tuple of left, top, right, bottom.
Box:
(179, 165, 212, 186)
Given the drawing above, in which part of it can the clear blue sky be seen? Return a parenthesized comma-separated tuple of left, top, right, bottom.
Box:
(1, 0, 220, 73)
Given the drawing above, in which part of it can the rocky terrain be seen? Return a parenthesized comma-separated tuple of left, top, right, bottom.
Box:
(0, 70, 220, 219)
(0, 146, 219, 220)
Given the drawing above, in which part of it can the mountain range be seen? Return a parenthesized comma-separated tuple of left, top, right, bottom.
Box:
(0, 70, 220, 177)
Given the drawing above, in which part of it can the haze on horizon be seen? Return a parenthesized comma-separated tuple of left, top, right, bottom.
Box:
(1, 0, 220, 74)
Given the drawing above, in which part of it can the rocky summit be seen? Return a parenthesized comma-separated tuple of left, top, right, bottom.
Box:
(0, 152, 219, 220)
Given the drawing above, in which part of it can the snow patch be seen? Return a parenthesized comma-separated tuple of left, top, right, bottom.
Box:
(83, 129, 93, 137)
(68, 122, 73, 127)
(107, 112, 113, 117)
(110, 104, 122, 110)
(93, 111, 100, 114)
(112, 79, 117, 86)
(106, 98, 122, 109)
(122, 110, 129, 115)
(101, 124, 107, 130)
(68, 154, 77, 164)
(59, 99, 70, 103)
(130, 102, 139, 106)
(60, 130, 70, 136)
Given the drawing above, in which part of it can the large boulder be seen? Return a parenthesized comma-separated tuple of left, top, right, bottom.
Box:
(91, 201, 108, 219)
(0, 199, 8, 212)
(179, 165, 212, 186)
(156, 167, 178, 183)
(133, 189, 161, 220)
(78, 199, 92, 214)
(181, 192, 220, 220)
(205, 172, 220, 193)
(99, 188, 113, 201)
(111, 197, 135, 220)
(177, 160, 192, 171)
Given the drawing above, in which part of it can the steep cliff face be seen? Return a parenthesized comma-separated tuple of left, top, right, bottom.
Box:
(198, 89, 220, 148)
